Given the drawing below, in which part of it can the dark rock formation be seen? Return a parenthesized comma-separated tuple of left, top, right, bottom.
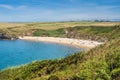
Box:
(0, 33, 18, 40)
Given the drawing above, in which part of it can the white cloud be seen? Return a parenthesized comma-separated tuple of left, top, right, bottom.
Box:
(16, 5, 28, 10)
(0, 4, 14, 10)
(95, 5, 120, 10)
(0, 4, 27, 10)
(0, 3, 120, 22)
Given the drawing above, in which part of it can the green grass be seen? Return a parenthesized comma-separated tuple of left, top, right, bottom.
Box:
(33, 28, 65, 37)
(0, 22, 120, 38)
(32, 25, 120, 42)
(0, 22, 120, 80)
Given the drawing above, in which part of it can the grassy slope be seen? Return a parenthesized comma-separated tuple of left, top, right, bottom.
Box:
(33, 25, 120, 42)
(0, 22, 120, 80)
(0, 22, 120, 36)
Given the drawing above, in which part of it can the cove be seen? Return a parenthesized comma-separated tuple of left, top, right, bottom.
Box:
(0, 40, 83, 70)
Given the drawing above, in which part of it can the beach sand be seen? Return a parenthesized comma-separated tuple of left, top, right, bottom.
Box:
(19, 36, 103, 49)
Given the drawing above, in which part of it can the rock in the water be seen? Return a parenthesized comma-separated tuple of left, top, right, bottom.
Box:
(0, 33, 18, 40)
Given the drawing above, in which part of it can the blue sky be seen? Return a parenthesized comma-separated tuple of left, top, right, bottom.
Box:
(0, 0, 120, 22)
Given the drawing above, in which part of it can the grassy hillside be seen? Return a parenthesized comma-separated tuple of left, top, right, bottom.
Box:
(0, 23, 26, 28)
(0, 37, 119, 80)
(33, 25, 120, 42)
(0, 22, 120, 37)
(1, 22, 120, 29)
(0, 22, 120, 80)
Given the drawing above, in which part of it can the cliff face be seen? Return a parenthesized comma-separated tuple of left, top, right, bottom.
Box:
(0, 33, 18, 40)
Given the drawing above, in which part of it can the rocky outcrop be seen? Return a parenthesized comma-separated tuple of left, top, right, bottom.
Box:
(0, 33, 18, 40)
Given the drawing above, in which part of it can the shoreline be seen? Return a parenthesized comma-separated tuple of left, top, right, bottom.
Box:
(19, 36, 103, 50)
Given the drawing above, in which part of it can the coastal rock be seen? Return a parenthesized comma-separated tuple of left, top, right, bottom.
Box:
(0, 33, 18, 40)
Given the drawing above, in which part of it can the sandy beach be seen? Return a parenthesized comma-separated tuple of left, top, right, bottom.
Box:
(19, 36, 103, 49)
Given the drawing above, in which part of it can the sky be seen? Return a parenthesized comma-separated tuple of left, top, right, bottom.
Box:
(0, 0, 120, 22)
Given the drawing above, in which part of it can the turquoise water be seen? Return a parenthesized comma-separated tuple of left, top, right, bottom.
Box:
(0, 40, 82, 70)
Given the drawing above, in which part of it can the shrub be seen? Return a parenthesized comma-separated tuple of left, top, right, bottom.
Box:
(111, 68, 120, 80)
(48, 75, 59, 80)
(70, 75, 80, 80)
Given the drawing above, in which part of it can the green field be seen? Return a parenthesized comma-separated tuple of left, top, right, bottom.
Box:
(0, 22, 120, 41)
(1, 22, 120, 29)
(0, 22, 120, 80)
